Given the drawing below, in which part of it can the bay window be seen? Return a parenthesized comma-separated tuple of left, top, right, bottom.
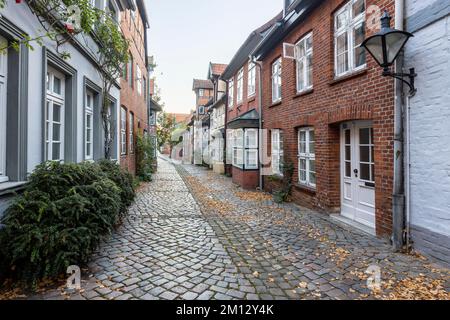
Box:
(272, 58, 282, 103)
(296, 33, 313, 92)
(298, 128, 316, 187)
(45, 68, 65, 162)
(334, 0, 366, 77)
(271, 129, 284, 175)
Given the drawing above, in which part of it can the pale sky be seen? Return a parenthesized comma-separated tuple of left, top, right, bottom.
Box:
(145, 0, 283, 114)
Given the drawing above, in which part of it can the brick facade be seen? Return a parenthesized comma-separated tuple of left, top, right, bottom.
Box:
(119, 4, 149, 175)
(260, 0, 396, 237)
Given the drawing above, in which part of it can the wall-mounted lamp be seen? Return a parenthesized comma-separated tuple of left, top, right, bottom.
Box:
(361, 11, 417, 95)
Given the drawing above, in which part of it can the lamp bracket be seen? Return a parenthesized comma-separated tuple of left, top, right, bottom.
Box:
(383, 68, 417, 96)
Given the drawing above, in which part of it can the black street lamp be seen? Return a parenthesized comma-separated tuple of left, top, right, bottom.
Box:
(361, 11, 417, 95)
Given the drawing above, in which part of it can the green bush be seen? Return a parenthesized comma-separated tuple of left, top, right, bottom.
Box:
(97, 159, 136, 213)
(0, 160, 135, 288)
(135, 134, 156, 182)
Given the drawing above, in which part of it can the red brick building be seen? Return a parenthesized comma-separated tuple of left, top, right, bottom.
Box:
(222, 13, 282, 189)
(254, 0, 395, 237)
(119, 0, 150, 175)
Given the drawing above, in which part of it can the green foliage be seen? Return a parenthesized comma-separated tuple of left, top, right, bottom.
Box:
(135, 134, 156, 182)
(157, 112, 177, 149)
(0, 161, 135, 288)
(272, 162, 295, 204)
(97, 160, 135, 213)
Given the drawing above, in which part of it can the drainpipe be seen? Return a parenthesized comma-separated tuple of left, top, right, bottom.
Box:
(223, 78, 229, 172)
(251, 56, 264, 190)
(392, 0, 406, 251)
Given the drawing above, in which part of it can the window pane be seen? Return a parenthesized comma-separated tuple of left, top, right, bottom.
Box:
(345, 161, 351, 177)
(352, 0, 365, 17)
(298, 60, 305, 90)
(336, 10, 348, 29)
(52, 143, 60, 160)
(300, 158, 306, 171)
(310, 171, 316, 185)
(52, 124, 60, 141)
(360, 146, 370, 162)
(360, 163, 370, 181)
(345, 129, 351, 145)
(345, 146, 351, 161)
(53, 77, 61, 94)
(360, 128, 370, 144)
(309, 159, 315, 173)
(307, 55, 313, 87)
(86, 143, 91, 157)
(354, 23, 366, 68)
(53, 104, 61, 122)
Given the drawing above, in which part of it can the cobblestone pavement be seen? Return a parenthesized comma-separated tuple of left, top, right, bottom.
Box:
(35, 157, 449, 300)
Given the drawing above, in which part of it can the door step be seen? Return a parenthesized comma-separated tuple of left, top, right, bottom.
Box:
(330, 214, 376, 237)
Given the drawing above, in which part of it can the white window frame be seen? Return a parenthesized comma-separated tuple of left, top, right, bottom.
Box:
(232, 129, 244, 169)
(271, 129, 283, 176)
(136, 65, 142, 95)
(296, 32, 313, 93)
(298, 127, 316, 188)
(45, 67, 65, 162)
(271, 58, 282, 103)
(237, 68, 243, 104)
(120, 107, 127, 155)
(248, 61, 256, 97)
(199, 89, 204, 97)
(129, 112, 134, 154)
(228, 78, 234, 108)
(85, 90, 94, 160)
(334, 0, 366, 78)
(244, 129, 258, 169)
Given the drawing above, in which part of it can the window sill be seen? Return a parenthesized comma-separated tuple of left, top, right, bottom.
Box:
(293, 88, 314, 99)
(247, 95, 256, 103)
(0, 181, 27, 195)
(269, 100, 282, 108)
(329, 68, 368, 86)
(293, 183, 316, 194)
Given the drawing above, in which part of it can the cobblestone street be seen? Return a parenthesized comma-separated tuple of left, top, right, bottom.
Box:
(35, 157, 449, 300)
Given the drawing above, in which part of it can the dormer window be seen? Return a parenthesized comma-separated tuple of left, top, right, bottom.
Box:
(199, 89, 205, 97)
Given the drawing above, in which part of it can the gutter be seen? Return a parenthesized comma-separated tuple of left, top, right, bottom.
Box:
(392, 0, 408, 251)
(251, 56, 264, 190)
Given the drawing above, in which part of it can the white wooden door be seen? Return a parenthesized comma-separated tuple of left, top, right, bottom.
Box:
(341, 121, 375, 229)
(0, 35, 8, 182)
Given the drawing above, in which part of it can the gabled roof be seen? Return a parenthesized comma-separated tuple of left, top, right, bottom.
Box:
(192, 79, 214, 90)
(221, 12, 283, 80)
(208, 63, 228, 79)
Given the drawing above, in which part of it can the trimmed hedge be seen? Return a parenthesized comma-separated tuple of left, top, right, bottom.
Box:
(0, 160, 135, 288)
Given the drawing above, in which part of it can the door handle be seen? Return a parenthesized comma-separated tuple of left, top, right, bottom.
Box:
(354, 169, 359, 178)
